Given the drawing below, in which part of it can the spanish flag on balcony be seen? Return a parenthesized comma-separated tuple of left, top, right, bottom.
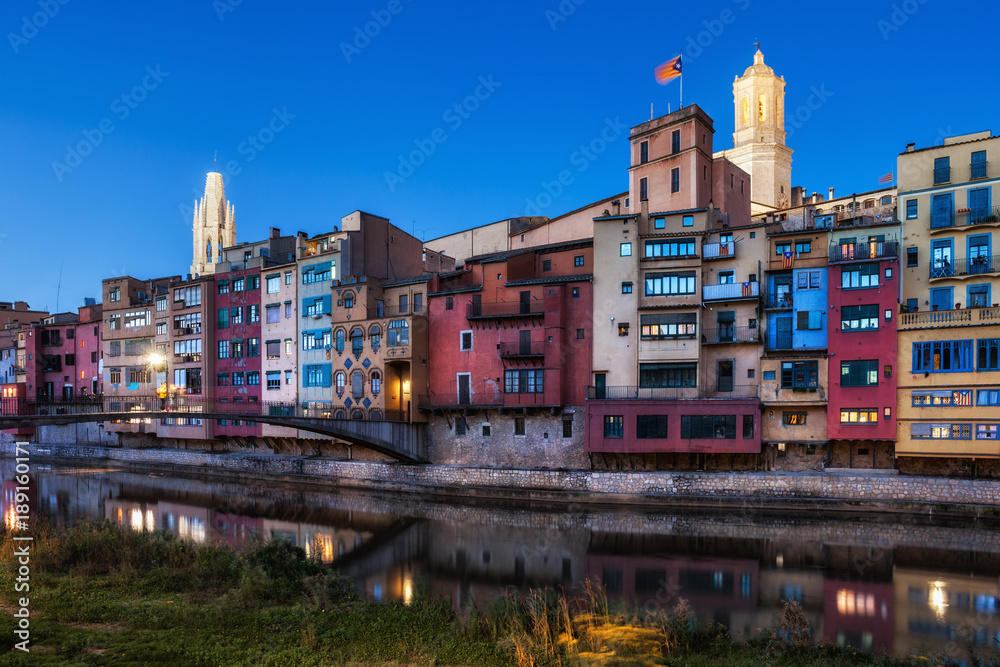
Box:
(654, 55, 682, 85)
(781, 251, 794, 269)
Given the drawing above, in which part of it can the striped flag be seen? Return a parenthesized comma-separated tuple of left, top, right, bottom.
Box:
(953, 390, 972, 406)
(878, 171, 893, 184)
(741, 282, 753, 297)
(781, 251, 794, 269)
(654, 55, 682, 85)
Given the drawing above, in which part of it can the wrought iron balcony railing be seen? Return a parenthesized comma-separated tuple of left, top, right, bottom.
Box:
(467, 300, 544, 318)
(702, 282, 759, 301)
(499, 341, 545, 357)
(585, 385, 757, 400)
(701, 326, 760, 345)
(828, 240, 898, 263)
(929, 254, 1000, 279)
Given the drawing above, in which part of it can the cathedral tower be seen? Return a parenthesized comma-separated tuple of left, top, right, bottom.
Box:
(719, 48, 793, 214)
(191, 172, 236, 277)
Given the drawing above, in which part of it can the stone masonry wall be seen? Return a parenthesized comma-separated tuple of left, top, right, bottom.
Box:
(6, 440, 1000, 509)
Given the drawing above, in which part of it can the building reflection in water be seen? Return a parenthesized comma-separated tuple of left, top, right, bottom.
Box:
(7, 459, 1000, 663)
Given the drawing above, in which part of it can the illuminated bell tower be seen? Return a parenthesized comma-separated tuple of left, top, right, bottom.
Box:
(191, 172, 236, 277)
(725, 47, 792, 213)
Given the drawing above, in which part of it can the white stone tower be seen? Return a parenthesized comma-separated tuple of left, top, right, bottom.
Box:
(191, 172, 236, 277)
(721, 48, 793, 214)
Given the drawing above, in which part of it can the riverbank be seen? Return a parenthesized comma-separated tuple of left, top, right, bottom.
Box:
(0, 521, 936, 666)
(6, 440, 1000, 516)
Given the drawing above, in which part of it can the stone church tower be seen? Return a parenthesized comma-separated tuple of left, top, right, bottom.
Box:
(717, 48, 793, 214)
(191, 172, 236, 277)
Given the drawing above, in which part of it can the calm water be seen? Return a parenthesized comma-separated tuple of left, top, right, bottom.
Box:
(6, 458, 1000, 665)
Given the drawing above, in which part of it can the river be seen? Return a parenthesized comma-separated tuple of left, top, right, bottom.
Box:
(6, 458, 1000, 664)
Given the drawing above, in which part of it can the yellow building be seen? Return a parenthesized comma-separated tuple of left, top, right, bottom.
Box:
(897, 131, 1000, 475)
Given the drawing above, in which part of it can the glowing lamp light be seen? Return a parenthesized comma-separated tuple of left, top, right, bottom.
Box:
(402, 380, 411, 394)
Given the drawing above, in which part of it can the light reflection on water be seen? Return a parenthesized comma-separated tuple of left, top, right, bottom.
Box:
(6, 458, 1000, 664)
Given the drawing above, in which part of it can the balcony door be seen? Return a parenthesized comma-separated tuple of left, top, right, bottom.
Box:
(931, 288, 953, 312)
(594, 373, 606, 400)
(519, 291, 531, 315)
(457, 374, 471, 405)
(718, 311, 735, 343)
(717, 360, 734, 393)
(775, 317, 792, 349)
(519, 330, 532, 355)
(931, 240, 953, 278)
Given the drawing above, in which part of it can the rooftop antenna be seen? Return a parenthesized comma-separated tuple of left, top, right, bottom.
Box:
(650, 103, 653, 120)
(55, 260, 64, 313)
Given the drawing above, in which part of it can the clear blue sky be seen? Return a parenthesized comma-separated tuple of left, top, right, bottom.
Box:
(0, 0, 992, 312)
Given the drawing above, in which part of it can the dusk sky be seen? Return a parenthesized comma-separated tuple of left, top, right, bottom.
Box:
(1, 0, 992, 312)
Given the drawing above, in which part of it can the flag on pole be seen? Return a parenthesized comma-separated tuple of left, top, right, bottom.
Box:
(781, 251, 794, 269)
(878, 171, 893, 184)
(654, 55, 682, 85)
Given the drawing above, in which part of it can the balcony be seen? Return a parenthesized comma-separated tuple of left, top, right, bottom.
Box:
(971, 161, 989, 180)
(702, 326, 760, 345)
(929, 254, 1000, 280)
(933, 166, 950, 185)
(702, 242, 735, 260)
(585, 385, 757, 400)
(174, 354, 202, 363)
(380, 303, 426, 318)
(702, 282, 758, 302)
(419, 391, 554, 410)
(899, 306, 1000, 330)
(467, 299, 544, 319)
(763, 293, 793, 310)
(499, 341, 545, 358)
(828, 241, 898, 263)
(963, 205, 1000, 226)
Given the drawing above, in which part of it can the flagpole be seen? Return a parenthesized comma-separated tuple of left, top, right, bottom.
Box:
(680, 74, 683, 109)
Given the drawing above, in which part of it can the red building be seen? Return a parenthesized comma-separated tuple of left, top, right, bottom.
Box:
(25, 303, 103, 401)
(0, 382, 33, 438)
(423, 239, 593, 469)
(826, 222, 900, 468)
(213, 264, 263, 437)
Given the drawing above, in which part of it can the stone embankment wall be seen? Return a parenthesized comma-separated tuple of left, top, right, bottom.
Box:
(5, 441, 1000, 511)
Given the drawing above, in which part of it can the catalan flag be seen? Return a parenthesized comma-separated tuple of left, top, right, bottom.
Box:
(878, 171, 893, 184)
(654, 55, 682, 85)
(781, 251, 794, 269)
(741, 282, 754, 297)
(953, 390, 972, 406)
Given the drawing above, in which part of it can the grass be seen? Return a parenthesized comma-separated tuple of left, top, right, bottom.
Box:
(0, 520, 988, 665)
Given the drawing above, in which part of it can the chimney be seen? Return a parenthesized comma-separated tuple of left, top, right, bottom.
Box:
(905, 143, 915, 153)
(270, 227, 280, 239)
(828, 187, 835, 200)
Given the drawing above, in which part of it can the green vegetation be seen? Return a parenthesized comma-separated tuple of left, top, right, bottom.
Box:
(0, 521, 984, 665)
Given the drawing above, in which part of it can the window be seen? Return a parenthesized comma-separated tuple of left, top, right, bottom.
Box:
(217, 372, 230, 387)
(621, 282, 633, 294)
(266, 275, 280, 293)
(671, 129, 680, 154)
(444, 296, 454, 311)
(156, 321, 167, 335)
(978, 338, 1000, 371)
(639, 362, 696, 388)
(719, 270, 734, 285)
(639, 141, 648, 164)
(620, 243, 632, 257)
(971, 150, 988, 179)
(931, 193, 953, 228)
(342, 291, 355, 309)
(247, 338, 259, 358)
(970, 285, 990, 308)
(173, 285, 201, 306)
(681, 415, 736, 439)
(285, 302, 292, 319)
(670, 168, 680, 193)
(220, 280, 231, 296)
(218, 341, 230, 359)
(230, 307, 243, 325)
(266, 341, 280, 359)
(457, 330, 473, 351)
(304, 297, 329, 316)
(603, 416, 623, 438)
(266, 371, 280, 390)
(645, 238, 695, 258)
(542, 259, 552, 272)
(654, 217, 665, 229)
(796, 310, 823, 330)
(155, 297, 167, 312)
(912, 340, 974, 372)
(233, 277, 245, 292)
(229, 339, 243, 358)
(645, 271, 696, 296)
(452, 417, 467, 437)
(515, 417, 526, 436)
(334, 329, 345, 354)
(911, 423, 971, 439)
(301, 263, 332, 284)
(906, 247, 918, 267)
(109, 288, 120, 302)
(370, 370, 381, 395)
(905, 200, 918, 220)
(285, 271, 292, 285)
(795, 242, 811, 254)
(640, 313, 696, 339)
(783, 412, 807, 425)
(124, 311, 150, 328)
(977, 424, 998, 440)
(781, 361, 818, 388)
(504, 369, 544, 393)
(248, 275, 259, 291)
(933, 156, 950, 184)
(841, 360, 879, 386)
(304, 364, 331, 388)
(246, 371, 260, 386)
(913, 389, 973, 406)
(388, 319, 409, 346)
(248, 304, 259, 323)
(840, 409, 878, 424)
(639, 178, 647, 201)
(637, 415, 668, 439)
(841, 305, 878, 331)
(796, 270, 821, 290)
(574, 255, 584, 267)
(842, 263, 880, 289)
(576, 328, 584, 339)
(266, 304, 280, 323)
(682, 215, 693, 227)
(775, 243, 791, 255)
(743, 415, 755, 438)
(108, 341, 121, 357)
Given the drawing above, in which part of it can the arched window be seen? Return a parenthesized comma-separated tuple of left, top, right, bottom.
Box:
(369, 409, 383, 421)
(343, 291, 354, 308)
(742, 97, 749, 126)
(351, 370, 364, 399)
(863, 199, 875, 209)
(206, 240, 213, 264)
(350, 327, 364, 356)
(351, 409, 365, 420)
(335, 371, 346, 396)
(335, 329, 345, 354)
(758, 93, 766, 123)
(370, 370, 381, 396)
(370, 325, 381, 351)
(334, 409, 346, 420)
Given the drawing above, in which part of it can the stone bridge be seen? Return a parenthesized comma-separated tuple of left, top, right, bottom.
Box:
(0, 396, 428, 463)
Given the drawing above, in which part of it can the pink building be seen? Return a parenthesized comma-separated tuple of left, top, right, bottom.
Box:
(25, 304, 103, 401)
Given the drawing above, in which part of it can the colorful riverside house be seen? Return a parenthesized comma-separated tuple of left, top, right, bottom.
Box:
(26, 305, 103, 401)
(896, 131, 1000, 476)
(261, 262, 299, 443)
(424, 240, 593, 469)
(586, 105, 766, 470)
(328, 274, 430, 424)
(826, 219, 901, 469)
(760, 226, 830, 469)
